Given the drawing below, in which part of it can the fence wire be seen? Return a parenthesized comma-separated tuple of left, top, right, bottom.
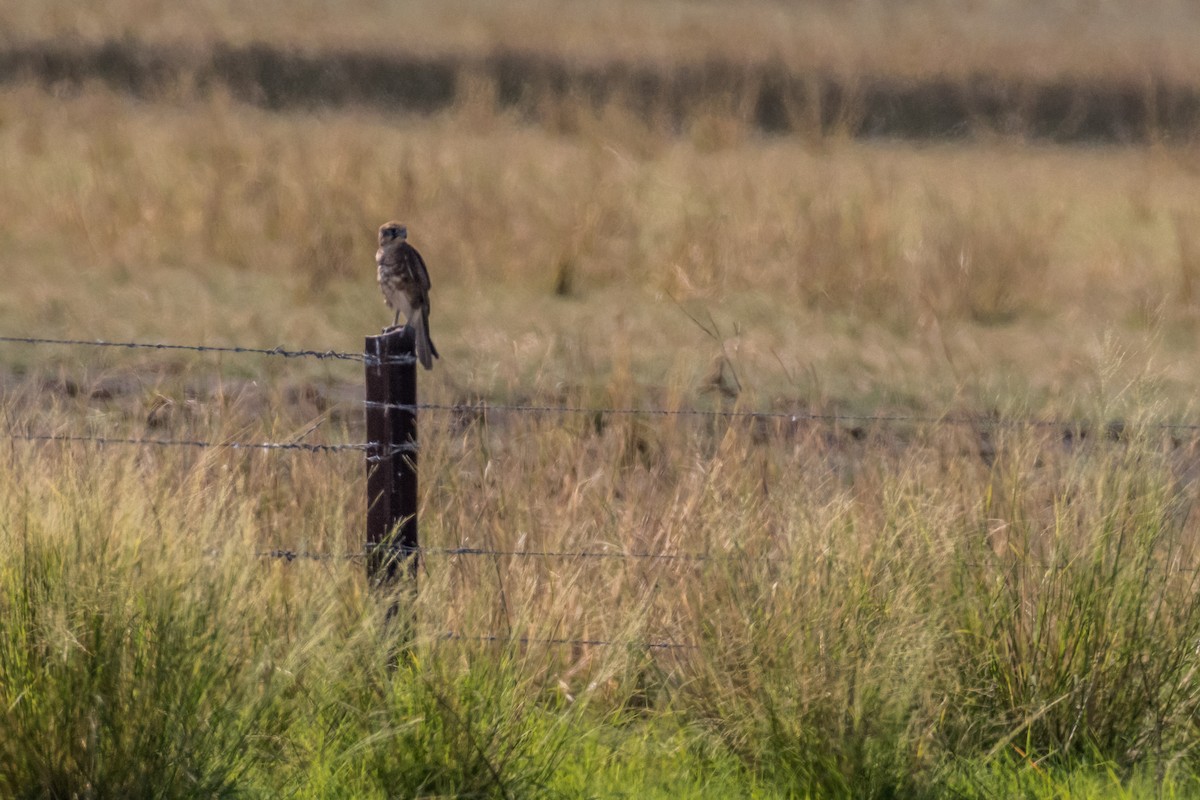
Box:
(256, 546, 708, 563)
(257, 549, 367, 562)
(256, 547, 1200, 575)
(2, 431, 416, 460)
(424, 546, 709, 562)
(371, 401, 1200, 432)
(252, 545, 1200, 656)
(6, 333, 1200, 431)
(0, 334, 413, 366)
(439, 632, 696, 650)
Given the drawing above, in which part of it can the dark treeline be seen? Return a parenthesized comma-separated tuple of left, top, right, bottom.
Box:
(3, 39, 1199, 143)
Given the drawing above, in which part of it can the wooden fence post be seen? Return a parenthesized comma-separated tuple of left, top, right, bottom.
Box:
(365, 327, 419, 600)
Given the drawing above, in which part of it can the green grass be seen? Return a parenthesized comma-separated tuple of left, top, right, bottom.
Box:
(4, 406, 1200, 797)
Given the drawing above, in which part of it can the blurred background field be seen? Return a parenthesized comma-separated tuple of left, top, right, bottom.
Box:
(6, 0, 1200, 84)
(4, 1, 1200, 797)
(3, 82, 1200, 418)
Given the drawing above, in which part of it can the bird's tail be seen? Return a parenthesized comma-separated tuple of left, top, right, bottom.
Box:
(409, 309, 438, 371)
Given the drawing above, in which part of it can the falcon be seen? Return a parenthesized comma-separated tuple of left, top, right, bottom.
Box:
(376, 221, 439, 370)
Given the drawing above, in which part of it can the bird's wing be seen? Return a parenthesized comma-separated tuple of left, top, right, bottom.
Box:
(401, 242, 432, 295)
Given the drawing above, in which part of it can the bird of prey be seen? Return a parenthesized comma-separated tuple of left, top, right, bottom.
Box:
(376, 221, 439, 370)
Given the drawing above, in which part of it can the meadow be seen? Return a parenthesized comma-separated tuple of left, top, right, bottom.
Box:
(4, 2, 1200, 797)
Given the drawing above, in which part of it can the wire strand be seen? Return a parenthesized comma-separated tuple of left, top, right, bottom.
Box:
(264, 547, 730, 564)
(257, 547, 1200, 574)
(2, 431, 416, 457)
(256, 550, 366, 562)
(7, 335, 1200, 431)
(0, 334, 414, 365)
(366, 401, 1200, 432)
(439, 632, 696, 650)
(422, 546, 708, 562)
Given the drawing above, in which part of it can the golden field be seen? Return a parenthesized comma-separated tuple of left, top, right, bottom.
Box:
(5, 0, 1200, 85)
(1, 80, 1200, 417)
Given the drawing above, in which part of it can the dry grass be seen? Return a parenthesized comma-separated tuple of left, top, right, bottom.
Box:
(2, 83, 1200, 417)
(5, 0, 1200, 86)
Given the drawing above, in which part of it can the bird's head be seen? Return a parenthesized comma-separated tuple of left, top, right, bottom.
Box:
(378, 221, 408, 245)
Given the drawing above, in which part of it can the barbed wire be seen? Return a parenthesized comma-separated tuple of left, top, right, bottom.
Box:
(259, 546, 1200, 575)
(250, 550, 1200, 653)
(2, 431, 416, 459)
(0, 334, 413, 365)
(439, 632, 696, 650)
(257, 549, 367, 562)
(7, 333, 1200, 431)
(257, 546, 710, 563)
(367, 400, 941, 423)
(368, 401, 1200, 432)
(425, 546, 708, 562)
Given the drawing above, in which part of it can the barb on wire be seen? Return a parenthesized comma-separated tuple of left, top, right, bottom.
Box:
(424, 546, 708, 562)
(257, 549, 366, 562)
(3, 430, 416, 457)
(0, 334, 413, 366)
(439, 632, 696, 650)
(366, 401, 1200, 433)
